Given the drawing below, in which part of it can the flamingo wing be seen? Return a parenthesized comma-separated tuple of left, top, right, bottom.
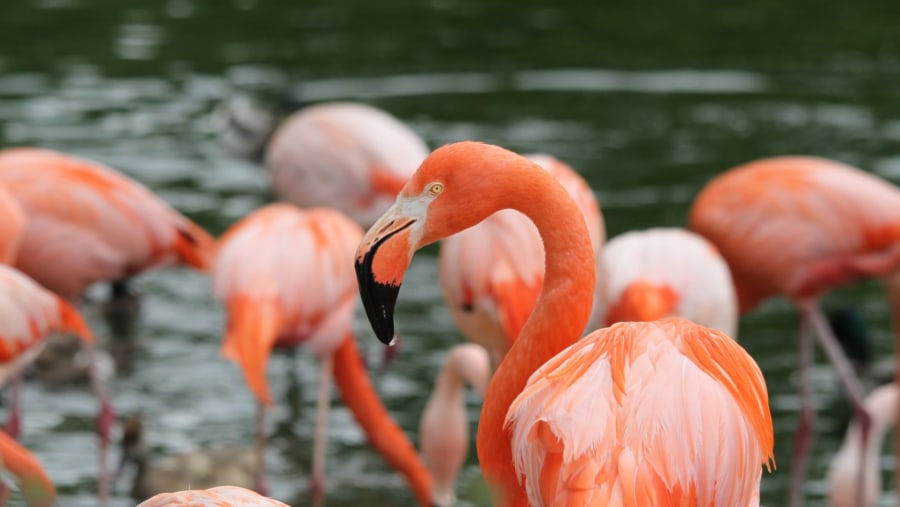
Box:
(136, 485, 289, 507)
(0, 148, 215, 297)
(690, 156, 900, 312)
(506, 319, 773, 507)
(598, 228, 738, 337)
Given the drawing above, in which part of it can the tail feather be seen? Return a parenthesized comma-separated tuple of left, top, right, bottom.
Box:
(332, 335, 433, 506)
(222, 296, 281, 406)
(174, 222, 217, 272)
(57, 300, 95, 343)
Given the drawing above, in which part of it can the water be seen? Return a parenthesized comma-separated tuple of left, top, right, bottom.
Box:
(2, 0, 900, 505)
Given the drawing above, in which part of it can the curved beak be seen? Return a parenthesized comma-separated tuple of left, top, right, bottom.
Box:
(355, 205, 418, 345)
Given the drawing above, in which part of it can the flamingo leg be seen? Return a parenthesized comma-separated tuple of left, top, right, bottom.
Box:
(802, 302, 871, 507)
(255, 401, 270, 496)
(310, 354, 333, 507)
(788, 314, 814, 507)
(85, 345, 113, 507)
(4, 374, 22, 440)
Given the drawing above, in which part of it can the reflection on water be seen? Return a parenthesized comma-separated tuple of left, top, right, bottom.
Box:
(2, 0, 900, 505)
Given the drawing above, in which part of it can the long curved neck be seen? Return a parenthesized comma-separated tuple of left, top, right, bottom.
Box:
(331, 333, 433, 506)
(475, 166, 595, 507)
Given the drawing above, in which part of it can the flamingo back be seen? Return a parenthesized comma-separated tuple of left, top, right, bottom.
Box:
(265, 102, 429, 227)
(690, 156, 900, 312)
(0, 148, 215, 296)
(0, 184, 25, 264)
(506, 319, 774, 507)
(597, 228, 738, 337)
(213, 204, 362, 402)
(0, 265, 94, 384)
(136, 485, 289, 507)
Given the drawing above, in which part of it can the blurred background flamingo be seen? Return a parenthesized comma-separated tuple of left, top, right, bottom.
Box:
(219, 98, 429, 227)
(691, 155, 900, 507)
(136, 485, 289, 507)
(213, 203, 431, 506)
(594, 227, 737, 336)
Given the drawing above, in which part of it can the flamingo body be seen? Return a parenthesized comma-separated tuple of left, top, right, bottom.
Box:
(596, 228, 737, 337)
(136, 486, 288, 507)
(266, 102, 429, 227)
(690, 156, 900, 312)
(0, 184, 26, 264)
(0, 148, 215, 299)
(507, 319, 773, 506)
(438, 154, 604, 365)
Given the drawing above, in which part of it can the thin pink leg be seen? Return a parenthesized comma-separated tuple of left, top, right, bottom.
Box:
(86, 346, 113, 507)
(4, 374, 22, 440)
(802, 301, 871, 507)
(255, 402, 270, 496)
(789, 316, 813, 507)
(310, 354, 334, 507)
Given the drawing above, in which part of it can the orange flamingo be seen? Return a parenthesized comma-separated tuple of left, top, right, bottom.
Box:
(418, 343, 490, 507)
(438, 153, 604, 368)
(0, 430, 56, 507)
(212, 203, 431, 506)
(827, 382, 897, 507)
(221, 99, 429, 227)
(595, 227, 737, 336)
(0, 147, 215, 301)
(689, 155, 900, 506)
(355, 141, 774, 506)
(0, 264, 112, 503)
(136, 485, 288, 507)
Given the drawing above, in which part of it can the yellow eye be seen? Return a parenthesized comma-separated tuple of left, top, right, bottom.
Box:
(428, 182, 444, 196)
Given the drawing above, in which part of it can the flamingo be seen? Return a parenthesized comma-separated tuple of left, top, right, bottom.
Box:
(827, 382, 897, 507)
(220, 98, 429, 227)
(0, 264, 112, 503)
(689, 155, 900, 506)
(0, 183, 26, 264)
(212, 203, 431, 505)
(136, 485, 289, 507)
(355, 141, 774, 506)
(595, 227, 737, 337)
(0, 430, 56, 507)
(438, 153, 604, 369)
(418, 343, 490, 507)
(0, 147, 216, 301)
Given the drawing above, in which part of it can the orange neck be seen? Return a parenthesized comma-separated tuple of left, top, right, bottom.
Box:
(0, 431, 56, 507)
(332, 334, 432, 506)
(475, 167, 595, 507)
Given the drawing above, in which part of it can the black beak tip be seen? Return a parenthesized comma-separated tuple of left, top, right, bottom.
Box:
(355, 257, 402, 347)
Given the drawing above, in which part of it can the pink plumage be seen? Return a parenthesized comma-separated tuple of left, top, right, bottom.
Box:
(136, 486, 289, 507)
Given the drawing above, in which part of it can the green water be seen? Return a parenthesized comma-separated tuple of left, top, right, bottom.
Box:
(2, 0, 900, 505)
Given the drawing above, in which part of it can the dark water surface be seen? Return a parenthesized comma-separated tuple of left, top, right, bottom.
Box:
(2, 0, 900, 505)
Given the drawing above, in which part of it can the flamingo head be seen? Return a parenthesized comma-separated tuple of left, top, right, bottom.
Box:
(355, 141, 541, 345)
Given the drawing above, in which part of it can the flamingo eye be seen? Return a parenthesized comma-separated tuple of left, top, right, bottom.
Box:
(428, 182, 444, 196)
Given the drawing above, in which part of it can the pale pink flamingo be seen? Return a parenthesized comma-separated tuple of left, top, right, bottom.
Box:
(0, 147, 216, 301)
(690, 155, 900, 506)
(222, 99, 430, 227)
(0, 183, 26, 264)
(418, 343, 490, 507)
(0, 429, 56, 507)
(355, 141, 774, 506)
(595, 227, 738, 337)
(212, 203, 431, 506)
(0, 264, 112, 504)
(827, 382, 898, 507)
(136, 485, 289, 507)
(438, 153, 604, 369)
